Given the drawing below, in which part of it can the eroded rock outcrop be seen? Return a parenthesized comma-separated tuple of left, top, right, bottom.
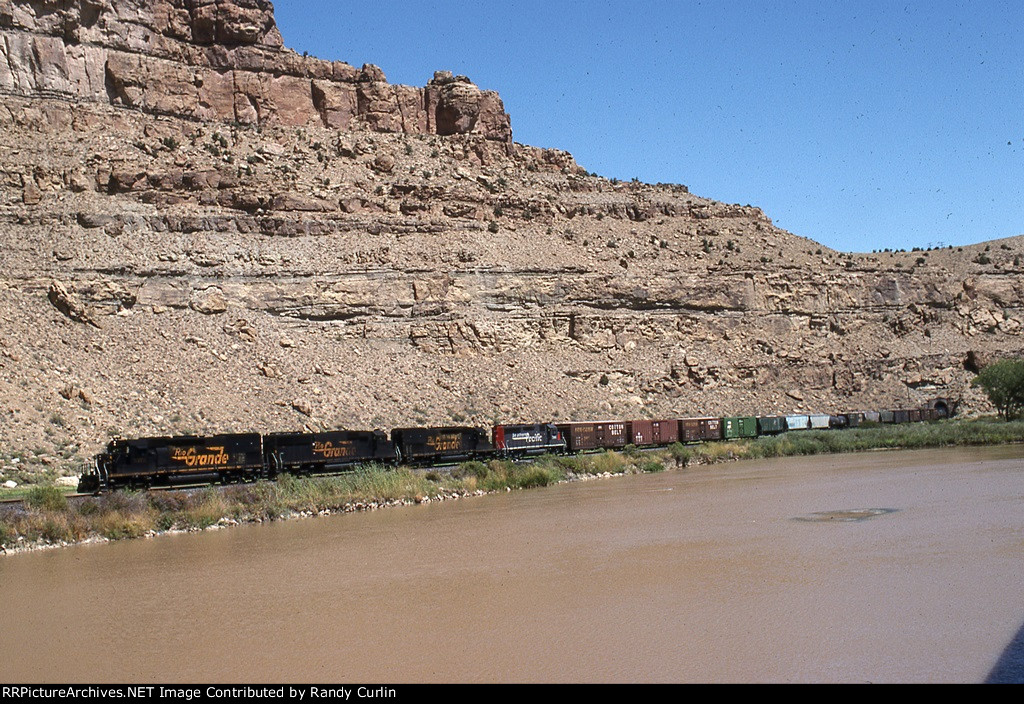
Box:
(0, 0, 512, 143)
(0, 1, 1021, 480)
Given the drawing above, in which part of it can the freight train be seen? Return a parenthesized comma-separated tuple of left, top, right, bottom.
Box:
(77, 401, 951, 493)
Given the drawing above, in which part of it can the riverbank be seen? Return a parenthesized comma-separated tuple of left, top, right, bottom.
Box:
(0, 452, 663, 554)
(669, 416, 1024, 464)
(3, 417, 1023, 554)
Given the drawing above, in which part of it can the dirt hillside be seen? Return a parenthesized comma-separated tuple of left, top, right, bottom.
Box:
(1, 0, 1021, 480)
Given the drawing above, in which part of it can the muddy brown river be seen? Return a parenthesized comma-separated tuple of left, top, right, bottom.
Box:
(1, 446, 1023, 683)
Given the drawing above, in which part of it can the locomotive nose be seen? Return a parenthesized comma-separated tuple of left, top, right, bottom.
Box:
(77, 472, 100, 494)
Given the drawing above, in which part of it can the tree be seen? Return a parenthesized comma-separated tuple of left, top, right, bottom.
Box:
(971, 359, 1024, 420)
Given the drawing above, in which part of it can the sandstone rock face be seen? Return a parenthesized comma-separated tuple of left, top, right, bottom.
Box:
(0, 1, 1022, 478)
(0, 0, 512, 143)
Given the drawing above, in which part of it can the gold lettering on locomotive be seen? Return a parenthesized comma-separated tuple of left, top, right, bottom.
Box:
(313, 441, 355, 458)
(171, 446, 230, 468)
(426, 434, 461, 452)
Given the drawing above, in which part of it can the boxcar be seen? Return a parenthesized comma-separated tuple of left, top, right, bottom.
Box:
(892, 410, 911, 424)
(626, 419, 680, 446)
(808, 414, 831, 430)
(492, 423, 567, 457)
(879, 410, 895, 424)
(265, 430, 396, 475)
(722, 416, 758, 439)
(391, 426, 493, 464)
(908, 409, 922, 423)
(556, 421, 628, 452)
(680, 417, 723, 442)
(863, 411, 881, 424)
(757, 416, 786, 435)
(81, 433, 265, 491)
(785, 415, 810, 431)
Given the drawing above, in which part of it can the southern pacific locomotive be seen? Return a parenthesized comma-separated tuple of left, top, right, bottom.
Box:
(77, 401, 951, 493)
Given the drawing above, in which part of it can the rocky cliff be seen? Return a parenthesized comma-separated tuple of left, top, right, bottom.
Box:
(0, 0, 511, 141)
(1, 0, 1022, 480)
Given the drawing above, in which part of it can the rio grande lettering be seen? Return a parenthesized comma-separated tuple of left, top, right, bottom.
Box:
(313, 441, 354, 458)
(426, 434, 461, 452)
(171, 446, 229, 467)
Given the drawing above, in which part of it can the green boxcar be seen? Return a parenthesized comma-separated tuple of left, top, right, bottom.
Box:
(723, 416, 758, 439)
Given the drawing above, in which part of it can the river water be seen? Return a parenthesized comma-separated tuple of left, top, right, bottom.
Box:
(1, 446, 1022, 683)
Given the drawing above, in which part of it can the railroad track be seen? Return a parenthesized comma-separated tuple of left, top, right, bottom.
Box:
(0, 482, 224, 508)
(1, 445, 673, 508)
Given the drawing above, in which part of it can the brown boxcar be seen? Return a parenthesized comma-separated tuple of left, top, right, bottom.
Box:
(556, 421, 628, 452)
(680, 417, 723, 442)
(626, 419, 680, 446)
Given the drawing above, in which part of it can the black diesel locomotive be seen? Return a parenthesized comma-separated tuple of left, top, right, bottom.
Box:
(77, 402, 951, 493)
(79, 430, 399, 492)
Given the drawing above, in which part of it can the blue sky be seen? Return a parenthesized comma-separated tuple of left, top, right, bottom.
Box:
(271, 1, 1024, 253)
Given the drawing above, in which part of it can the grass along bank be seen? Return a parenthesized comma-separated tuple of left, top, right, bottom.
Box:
(666, 416, 1024, 466)
(0, 453, 666, 552)
(2, 417, 1023, 552)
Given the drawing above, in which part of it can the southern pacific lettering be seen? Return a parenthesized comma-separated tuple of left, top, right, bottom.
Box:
(490, 424, 566, 456)
(171, 446, 230, 467)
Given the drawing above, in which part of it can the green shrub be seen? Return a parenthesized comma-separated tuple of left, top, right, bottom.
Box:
(972, 359, 1024, 420)
(508, 464, 559, 489)
(667, 442, 692, 465)
(591, 451, 628, 475)
(97, 510, 155, 540)
(454, 461, 489, 480)
(77, 498, 100, 516)
(0, 520, 14, 547)
(25, 485, 67, 512)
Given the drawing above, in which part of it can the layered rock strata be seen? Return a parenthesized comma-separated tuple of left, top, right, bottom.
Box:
(0, 0, 1021, 478)
(0, 0, 511, 143)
